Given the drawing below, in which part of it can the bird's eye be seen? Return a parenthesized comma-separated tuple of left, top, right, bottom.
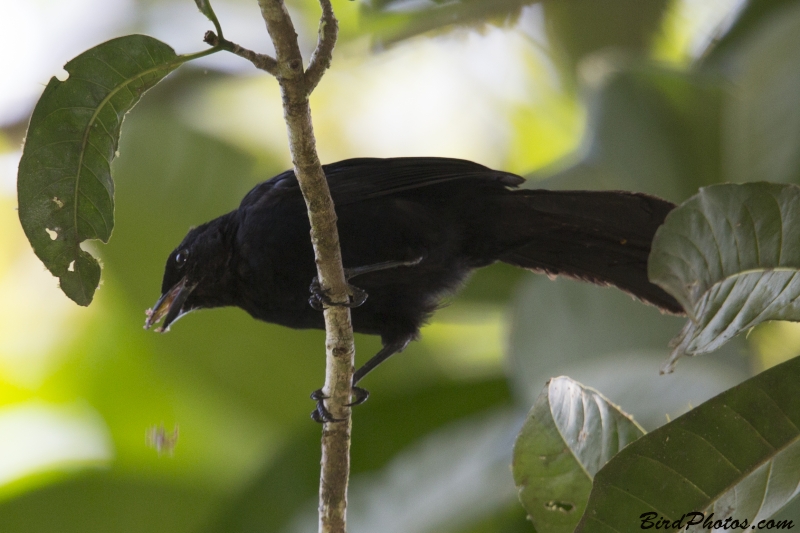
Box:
(175, 250, 189, 265)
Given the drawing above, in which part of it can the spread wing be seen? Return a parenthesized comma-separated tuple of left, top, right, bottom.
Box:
(239, 157, 523, 209)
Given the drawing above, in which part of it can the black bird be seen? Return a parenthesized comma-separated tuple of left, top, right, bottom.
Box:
(144, 157, 683, 421)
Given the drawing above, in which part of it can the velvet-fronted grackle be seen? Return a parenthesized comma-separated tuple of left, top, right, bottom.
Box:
(144, 157, 683, 421)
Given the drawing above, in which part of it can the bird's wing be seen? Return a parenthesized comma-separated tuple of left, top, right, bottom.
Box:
(238, 169, 294, 209)
(323, 158, 524, 205)
(238, 158, 523, 209)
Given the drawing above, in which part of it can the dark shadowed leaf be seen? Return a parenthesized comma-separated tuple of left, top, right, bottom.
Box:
(506, 275, 751, 431)
(721, 2, 800, 185)
(575, 355, 800, 533)
(649, 183, 800, 370)
(17, 35, 184, 305)
(702, 0, 795, 69)
(284, 410, 520, 533)
(543, 0, 669, 81)
(512, 377, 644, 533)
(532, 63, 724, 204)
(204, 379, 513, 533)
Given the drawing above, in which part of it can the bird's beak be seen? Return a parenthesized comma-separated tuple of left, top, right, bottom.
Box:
(144, 276, 197, 332)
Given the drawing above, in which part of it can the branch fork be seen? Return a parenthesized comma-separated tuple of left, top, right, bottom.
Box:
(203, 0, 336, 96)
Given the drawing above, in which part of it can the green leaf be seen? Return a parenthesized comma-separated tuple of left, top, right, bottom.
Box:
(194, 0, 223, 37)
(512, 377, 644, 533)
(721, 2, 800, 185)
(17, 35, 183, 305)
(533, 64, 724, 204)
(649, 183, 800, 370)
(575, 355, 800, 533)
(702, 0, 796, 68)
(543, 0, 669, 81)
(362, 0, 532, 47)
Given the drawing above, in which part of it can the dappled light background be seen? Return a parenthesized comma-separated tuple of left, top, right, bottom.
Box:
(1, 0, 799, 531)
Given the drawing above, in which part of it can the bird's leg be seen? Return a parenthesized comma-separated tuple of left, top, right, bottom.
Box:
(311, 336, 412, 422)
(343, 256, 423, 280)
(308, 256, 423, 310)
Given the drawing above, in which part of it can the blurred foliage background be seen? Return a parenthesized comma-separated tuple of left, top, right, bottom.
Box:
(2, 0, 800, 531)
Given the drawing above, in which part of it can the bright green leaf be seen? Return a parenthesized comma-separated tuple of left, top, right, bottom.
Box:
(649, 183, 800, 369)
(512, 377, 644, 533)
(576, 355, 800, 533)
(17, 35, 184, 305)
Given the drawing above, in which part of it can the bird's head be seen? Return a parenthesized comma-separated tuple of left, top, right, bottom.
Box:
(144, 214, 238, 332)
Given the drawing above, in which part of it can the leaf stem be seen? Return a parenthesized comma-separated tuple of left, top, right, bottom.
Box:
(176, 45, 222, 64)
(203, 31, 278, 75)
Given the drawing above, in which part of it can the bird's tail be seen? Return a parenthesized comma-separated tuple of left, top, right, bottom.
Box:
(491, 189, 683, 314)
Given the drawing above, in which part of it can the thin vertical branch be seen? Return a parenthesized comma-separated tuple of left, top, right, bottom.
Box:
(209, 2, 349, 528)
(253, 1, 351, 533)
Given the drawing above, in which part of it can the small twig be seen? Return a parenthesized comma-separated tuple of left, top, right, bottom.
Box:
(203, 31, 279, 75)
(305, 0, 338, 94)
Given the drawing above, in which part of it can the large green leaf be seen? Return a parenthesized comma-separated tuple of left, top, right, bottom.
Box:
(17, 35, 188, 305)
(722, 2, 800, 185)
(649, 183, 800, 370)
(543, 0, 669, 81)
(575, 355, 800, 533)
(702, 0, 796, 69)
(512, 377, 644, 533)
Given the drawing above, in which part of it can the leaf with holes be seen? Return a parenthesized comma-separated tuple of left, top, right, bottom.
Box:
(576, 355, 800, 533)
(512, 377, 645, 533)
(649, 183, 800, 370)
(17, 35, 184, 305)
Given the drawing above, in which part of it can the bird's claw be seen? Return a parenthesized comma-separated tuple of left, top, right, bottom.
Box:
(309, 386, 371, 423)
(308, 278, 368, 310)
(345, 386, 370, 407)
(310, 389, 345, 423)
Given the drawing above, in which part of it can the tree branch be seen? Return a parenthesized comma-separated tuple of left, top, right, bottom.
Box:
(254, 1, 351, 533)
(305, 0, 337, 94)
(203, 31, 278, 75)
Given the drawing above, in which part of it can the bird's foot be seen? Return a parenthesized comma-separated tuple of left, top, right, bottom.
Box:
(308, 278, 368, 311)
(345, 386, 369, 407)
(310, 389, 345, 423)
(309, 386, 371, 423)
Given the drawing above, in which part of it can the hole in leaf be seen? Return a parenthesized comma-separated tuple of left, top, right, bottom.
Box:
(544, 500, 574, 513)
(68, 261, 75, 272)
(55, 68, 69, 82)
(52, 197, 64, 208)
(45, 228, 58, 240)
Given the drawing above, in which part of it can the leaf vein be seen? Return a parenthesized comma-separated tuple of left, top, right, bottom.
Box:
(629, 452, 711, 499)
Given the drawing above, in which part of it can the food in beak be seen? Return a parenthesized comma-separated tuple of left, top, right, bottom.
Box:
(144, 277, 196, 332)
